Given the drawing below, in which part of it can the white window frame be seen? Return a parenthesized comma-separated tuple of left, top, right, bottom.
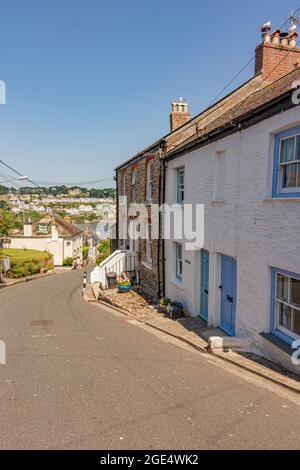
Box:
(212, 150, 226, 201)
(278, 133, 300, 194)
(176, 168, 185, 203)
(131, 171, 137, 203)
(146, 223, 153, 265)
(274, 271, 300, 341)
(146, 162, 154, 202)
(175, 242, 183, 282)
(121, 173, 126, 196)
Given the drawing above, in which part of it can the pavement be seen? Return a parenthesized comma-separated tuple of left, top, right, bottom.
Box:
(90, 284, 300, 394)
(0, 271, 300, 450)
(0, 271, 55, 289)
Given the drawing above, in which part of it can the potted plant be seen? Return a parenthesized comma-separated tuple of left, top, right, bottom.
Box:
(166, 301, 184, 320)
(160, 297, 172, 308)
(117, 273, 132, 293)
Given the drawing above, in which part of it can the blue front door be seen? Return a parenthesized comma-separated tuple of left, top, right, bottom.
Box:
(200, 249, 209, 322)
(220, 255, 237, 336)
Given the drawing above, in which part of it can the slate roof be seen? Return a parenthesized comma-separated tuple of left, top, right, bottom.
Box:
(115, 64, 300, 170)
(115, 74, 265, 171)
(166, 67, 300, 158)
(16, 215, 83, 238)
(51, 215, 82, 238)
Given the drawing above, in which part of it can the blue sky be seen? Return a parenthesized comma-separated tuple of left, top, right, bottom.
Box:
(0, 0, 298, 187)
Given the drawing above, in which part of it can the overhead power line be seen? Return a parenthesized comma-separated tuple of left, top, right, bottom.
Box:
(0, 160, 115, 188)
(228, 36, 300, 121)
(170, 9, 300, 154)
(207, 6, 300, 107)
(0, 160, 40, 188)
(34, 177, 115, 186)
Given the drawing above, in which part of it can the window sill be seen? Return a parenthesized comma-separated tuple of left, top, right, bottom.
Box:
(172, 278, 184, 290)
(142, 261, 153, 271)
(211, 199, 225, 204)
(260, 332, 295, 355)
(264, 197, 300, 202)
(174, 202, 184, 207)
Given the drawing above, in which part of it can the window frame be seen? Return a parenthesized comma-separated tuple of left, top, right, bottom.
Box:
(175, 242, 183, 282)
(131, 170, 137, 203)
(146, 223, 153, 265)
(38, 224, 49, 233)
(121, 173, 126, 196)
(272, 126, 300, 198)
(270, 267, 300, 345)
(146, 161, 154, 202)
(176, 167, 185, 204)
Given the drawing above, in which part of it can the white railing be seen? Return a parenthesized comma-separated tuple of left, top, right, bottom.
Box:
(90, 250, 137, 288)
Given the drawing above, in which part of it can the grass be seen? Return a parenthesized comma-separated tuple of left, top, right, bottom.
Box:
(0, 248, 53, 278)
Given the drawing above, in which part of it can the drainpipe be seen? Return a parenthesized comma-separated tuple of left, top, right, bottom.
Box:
(158, 144, 166, 299)
(157, 152, 162, 298)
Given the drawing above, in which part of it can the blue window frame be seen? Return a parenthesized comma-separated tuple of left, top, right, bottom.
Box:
(272, 125, 300, 198)
(270, 267, 300, 345)
(175, 242, 183, 282)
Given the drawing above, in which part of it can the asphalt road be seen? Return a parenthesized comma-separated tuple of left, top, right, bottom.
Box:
(0, 270, 299, 450)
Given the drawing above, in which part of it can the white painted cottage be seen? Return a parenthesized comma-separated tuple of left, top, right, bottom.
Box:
(164, 25, 300, 373)
(6, 215, 83, 266)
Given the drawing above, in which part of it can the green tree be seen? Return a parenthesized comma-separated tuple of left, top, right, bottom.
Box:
(0, 210, 16, 236)
(0, 200, 8, 209)
(96, 239, 110, 265)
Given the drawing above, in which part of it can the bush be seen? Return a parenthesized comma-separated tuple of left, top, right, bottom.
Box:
(96, 239, 110, 265)
(47, 261, 54, 271)
(0, 248, 53, 278)
(82, 245, 89, 260)
(62, 257, 74, 267)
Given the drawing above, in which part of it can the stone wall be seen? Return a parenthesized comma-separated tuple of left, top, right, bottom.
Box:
(116, 148, 164, 301)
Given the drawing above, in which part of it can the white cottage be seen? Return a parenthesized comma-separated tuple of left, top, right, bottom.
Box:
(164, 25, 300, 373)
(6, 215, 83, 266)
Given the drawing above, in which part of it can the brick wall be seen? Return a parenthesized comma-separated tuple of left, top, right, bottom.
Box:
(255, 42, 300, 82)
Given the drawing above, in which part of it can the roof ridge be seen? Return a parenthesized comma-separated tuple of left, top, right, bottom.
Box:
(115, 75, 264, 170)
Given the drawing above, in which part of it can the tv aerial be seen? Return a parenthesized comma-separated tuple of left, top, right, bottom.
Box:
(287, 10, 299, 32)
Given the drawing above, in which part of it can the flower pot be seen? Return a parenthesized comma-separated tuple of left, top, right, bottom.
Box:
(106, 272, 117, 289)
(118, 284, 132, 293)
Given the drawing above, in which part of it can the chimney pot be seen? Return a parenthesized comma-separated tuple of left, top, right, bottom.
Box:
(271, 29, 281, 45)
(255, 23, 300, 82)
(289, 31, 299, 47)
(280, 31, 289, 46)
(261, 22, 272, 43)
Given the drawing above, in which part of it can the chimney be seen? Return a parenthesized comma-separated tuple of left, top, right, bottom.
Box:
(255, 21, 300, 82)
(170, 98, 191, 132)
(51, 220, 59, 241)
(24, 219, 33, 237)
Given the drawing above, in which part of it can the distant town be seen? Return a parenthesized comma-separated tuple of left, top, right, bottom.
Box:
(0, 185, 116, 224)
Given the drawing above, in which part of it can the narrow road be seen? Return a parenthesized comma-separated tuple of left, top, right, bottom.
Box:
(0, 271, 299, 450)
